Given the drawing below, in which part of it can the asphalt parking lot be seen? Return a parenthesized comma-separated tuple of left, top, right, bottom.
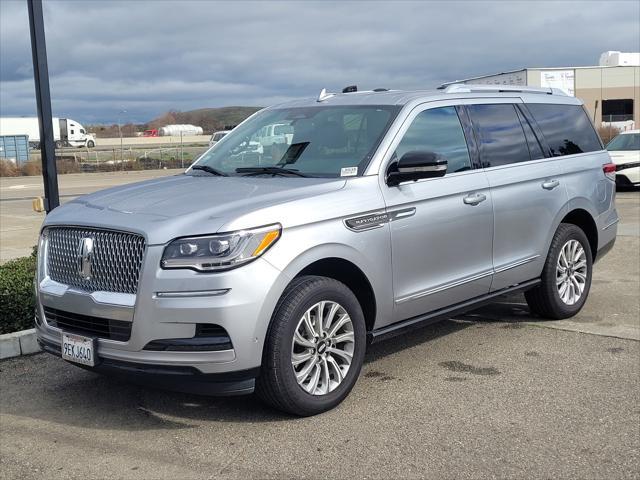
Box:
(0, 190, 638, 479)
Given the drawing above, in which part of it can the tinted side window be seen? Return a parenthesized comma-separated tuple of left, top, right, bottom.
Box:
(515, 107, 545, 160)
(526, 104, 602, 156)
(467, 104, 530, 167)
(395, 107, 471, 173)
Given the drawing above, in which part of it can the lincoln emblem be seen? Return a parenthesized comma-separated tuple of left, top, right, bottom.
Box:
(77, 237, 95, 280)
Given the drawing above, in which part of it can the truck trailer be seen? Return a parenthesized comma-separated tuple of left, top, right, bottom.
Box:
(0, 117, 96, 149)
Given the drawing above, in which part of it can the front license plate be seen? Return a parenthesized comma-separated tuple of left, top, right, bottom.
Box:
(61, 333, 96, 367)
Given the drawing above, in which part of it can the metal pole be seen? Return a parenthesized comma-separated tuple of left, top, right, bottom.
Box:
(27, 0, 59, 212)
(118, 122, 123, 167)
(180, 131, 184, 168)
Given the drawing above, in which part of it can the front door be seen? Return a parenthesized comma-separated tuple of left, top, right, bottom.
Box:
(379, 104, 494, 324)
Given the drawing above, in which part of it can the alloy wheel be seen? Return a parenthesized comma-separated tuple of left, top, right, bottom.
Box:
(556, 239, 588, 306)
(291, 301, 355, 396)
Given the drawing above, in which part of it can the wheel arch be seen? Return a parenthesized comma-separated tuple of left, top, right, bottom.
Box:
(295, 257, 377, 333)
(560, 208, 598, 260)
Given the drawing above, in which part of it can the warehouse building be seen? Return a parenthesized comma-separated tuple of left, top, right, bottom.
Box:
(443, 51, 640, 131)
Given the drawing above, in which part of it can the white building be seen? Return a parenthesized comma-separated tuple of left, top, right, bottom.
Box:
(444, 52, 640, 131)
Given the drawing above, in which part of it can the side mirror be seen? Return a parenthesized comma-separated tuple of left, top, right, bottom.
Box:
(386, 151, 448, 186)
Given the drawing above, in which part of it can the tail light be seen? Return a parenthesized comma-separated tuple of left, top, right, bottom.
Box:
(603, 163, 616, 181)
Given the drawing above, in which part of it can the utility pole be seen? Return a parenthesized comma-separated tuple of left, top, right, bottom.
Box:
(27, 0, 59, 212)
(118, 109, 126, 167)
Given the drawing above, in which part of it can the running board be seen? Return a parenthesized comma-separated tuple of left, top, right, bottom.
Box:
(368, 279, 540, 344)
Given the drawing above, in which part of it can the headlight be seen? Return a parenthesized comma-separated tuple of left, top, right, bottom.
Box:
(161, 224, 281, 272)
(37, 229, 48, 281)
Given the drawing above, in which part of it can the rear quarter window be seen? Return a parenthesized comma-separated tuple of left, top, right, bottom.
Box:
(526, 104, 602, 156)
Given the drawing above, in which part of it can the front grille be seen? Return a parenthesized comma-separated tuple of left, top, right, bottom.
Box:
(44, 307, 132, 341)
(47, 227, 145, 294)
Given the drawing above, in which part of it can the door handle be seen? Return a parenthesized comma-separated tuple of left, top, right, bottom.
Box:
(463, 193, 487, 206)
(542, 179, 560, 190)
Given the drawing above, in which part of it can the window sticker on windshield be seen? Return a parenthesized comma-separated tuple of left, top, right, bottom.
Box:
(340, 167, 358, 177)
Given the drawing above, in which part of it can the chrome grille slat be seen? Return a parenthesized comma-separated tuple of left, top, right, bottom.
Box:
(47, 227, 145, 294)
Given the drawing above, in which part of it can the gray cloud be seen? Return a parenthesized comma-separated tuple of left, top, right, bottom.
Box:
(1, 0, 638, 123)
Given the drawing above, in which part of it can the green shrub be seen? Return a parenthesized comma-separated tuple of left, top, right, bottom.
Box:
(0, 250, 37, 334)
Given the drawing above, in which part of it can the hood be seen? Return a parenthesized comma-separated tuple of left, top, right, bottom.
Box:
(608, 150, 639, 165)
(44, 174, 345, 244)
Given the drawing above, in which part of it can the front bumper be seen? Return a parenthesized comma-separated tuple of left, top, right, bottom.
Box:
(36, 245, 290, 380)
(38, 336, 258, 395)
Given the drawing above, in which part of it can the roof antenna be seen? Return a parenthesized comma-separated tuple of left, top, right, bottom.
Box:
(317, 88, 335, 102)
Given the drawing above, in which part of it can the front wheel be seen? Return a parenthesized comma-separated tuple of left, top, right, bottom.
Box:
(86, 140, 95, 148)
(525, 223, 593, 319)
(256, 276, 366, 416)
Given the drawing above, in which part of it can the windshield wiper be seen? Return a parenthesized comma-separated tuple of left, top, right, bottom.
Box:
(235, 166, 309, 177)
(191, 165, 228, 176)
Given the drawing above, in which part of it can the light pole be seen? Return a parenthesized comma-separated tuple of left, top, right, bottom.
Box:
(117, 108, 127, 166)
(27, 0, 59, 212)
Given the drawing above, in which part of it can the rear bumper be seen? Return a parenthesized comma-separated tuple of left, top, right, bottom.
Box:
(38, 336, 258, 396)
(595, 211, 618, 263)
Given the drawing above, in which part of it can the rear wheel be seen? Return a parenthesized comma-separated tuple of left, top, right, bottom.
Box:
(256, 275, 366, 416)
(54, 140, 62, 149)
(525, 223, 593, 319)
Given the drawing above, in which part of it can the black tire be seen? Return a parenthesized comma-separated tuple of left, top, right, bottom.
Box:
(525, 223, 593, 319)
(256, 275, 366, 416)
(54, 140, 62, 149)
(86, 140, 95, 148)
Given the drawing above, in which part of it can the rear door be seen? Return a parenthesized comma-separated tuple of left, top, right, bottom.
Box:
(465, 102, 568, 291)
(379, 101, 494, 324)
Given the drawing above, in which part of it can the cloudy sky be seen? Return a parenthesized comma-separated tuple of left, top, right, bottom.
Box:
(1, 0, 638, 124)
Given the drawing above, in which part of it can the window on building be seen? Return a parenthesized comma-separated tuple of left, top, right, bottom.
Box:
(394, 106, 471, 173)
(466, 104, 531, 167)
(602, 99, 634, 122)
(526, 104, 602, 156)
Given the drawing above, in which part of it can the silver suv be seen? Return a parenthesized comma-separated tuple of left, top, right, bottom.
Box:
(35, 85, 618, 416)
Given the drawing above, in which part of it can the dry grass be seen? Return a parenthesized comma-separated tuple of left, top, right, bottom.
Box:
(0, 160, 19, 177)
(597, 125, 621, 145)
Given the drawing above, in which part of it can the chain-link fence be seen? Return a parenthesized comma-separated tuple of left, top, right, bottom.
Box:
(1, 143, 209, 176)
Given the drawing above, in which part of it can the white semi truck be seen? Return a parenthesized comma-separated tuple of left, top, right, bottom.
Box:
(0, 117, 96, 149)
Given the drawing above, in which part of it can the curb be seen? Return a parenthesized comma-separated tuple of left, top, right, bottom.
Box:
(0, 329, 41, 360)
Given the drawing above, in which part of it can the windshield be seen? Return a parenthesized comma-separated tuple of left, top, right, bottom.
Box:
(607, 133, 640, 151)
(212, 132, 227, 141)
(191, 105, 399, 177)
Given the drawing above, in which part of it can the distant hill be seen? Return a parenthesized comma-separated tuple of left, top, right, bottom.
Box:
(86, 106, 263, 138)
(147, 106, 262, 134)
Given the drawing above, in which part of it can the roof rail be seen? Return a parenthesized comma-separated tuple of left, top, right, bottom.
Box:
(442, 83, 568, 96)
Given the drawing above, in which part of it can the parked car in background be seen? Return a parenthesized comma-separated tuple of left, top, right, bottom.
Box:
(35, 85, 617, 416)
(606, 129, 640, 188)
(209, 130, 231, 147)
(253, 123, 294, 157)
